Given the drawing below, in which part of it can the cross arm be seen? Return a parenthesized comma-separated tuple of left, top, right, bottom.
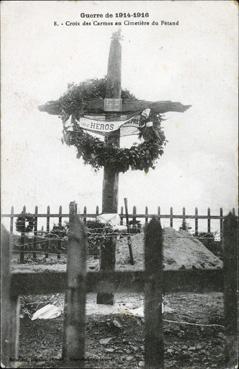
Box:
(38, 98, 191, 116)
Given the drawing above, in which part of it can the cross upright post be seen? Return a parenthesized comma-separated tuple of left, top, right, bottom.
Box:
(102, 30, 121, 213)
(97, 31, 122, 305)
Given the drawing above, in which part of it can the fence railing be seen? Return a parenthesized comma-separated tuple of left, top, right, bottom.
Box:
(1, 206, 238, 368)
(1, 205, 237, 262)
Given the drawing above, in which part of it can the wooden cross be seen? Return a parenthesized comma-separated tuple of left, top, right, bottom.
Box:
(39, 30, 190, 305)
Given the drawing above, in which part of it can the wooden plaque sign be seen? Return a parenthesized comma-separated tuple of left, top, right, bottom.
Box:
(104, 98, 122, 112)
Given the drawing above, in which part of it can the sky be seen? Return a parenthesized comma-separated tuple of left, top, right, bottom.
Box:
(1, 1, 238, 224)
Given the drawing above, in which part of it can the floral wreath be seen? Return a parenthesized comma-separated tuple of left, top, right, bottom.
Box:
(16, 213, 35, 233)
(58, 79, 167, 173)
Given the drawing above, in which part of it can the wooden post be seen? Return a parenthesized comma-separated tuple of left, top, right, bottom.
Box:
(1, 224, 20, 365)
(99, 31, 122, 305)
(83, 206, 87, 224)
(120, 206, 124, 225)
(20, 205, 26, 263)
(124, 198, 134, 265)
(181, 207, 186, 230)
(219, 208, 223, 241)
(195, 207, 198, 236)
(170, 207, 173, 228)
(9, 295, 20, 361)
(62, 202, 87, 363)
(133, 205, 137, 232)
(144, 217, 164, 369)
(57, 205, 62, 259)
(59, 205, 62, 226)
(46, 205, 50, 258)
(223, 212, 238, 368)
(20, 232, 25, 263)
(207, 207, 211, 233)
(33, 206, 38, 260)
(96, 205, 99, 216)
(145, 206, 149, 225)
(10, 206, 14, 251)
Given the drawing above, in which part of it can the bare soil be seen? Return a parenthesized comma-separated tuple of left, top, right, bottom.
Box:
(13, 292, 225, 369)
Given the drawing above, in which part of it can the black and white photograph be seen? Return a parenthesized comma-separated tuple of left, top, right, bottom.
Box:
(1, 1, 238, 368)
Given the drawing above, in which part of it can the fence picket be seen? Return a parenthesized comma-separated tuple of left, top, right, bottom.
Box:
(33, 206, 38, 260)
(133, 206, 137, 231)
(219, 208, 223, 240)
(10, 206, 14, 234)
(207, 208, 211, 233)
(170, 207, 173, 228)
(145, 217, 164, 369)
(20, 206, 26, 263)
(120, 206, 124, 225)
(195, 207, 198, 236)
(46, 206, 50, 258)
(10, 206, 14, 252)
(83, 206, 87, 224)
(57, 206, 62, 259)
(59, 205, 62, 226)
(96, 205, 99, 216)
(124, 198, 134, 265)
(145, 206, 149, 225)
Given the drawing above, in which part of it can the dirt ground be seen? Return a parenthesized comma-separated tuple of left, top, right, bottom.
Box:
(13, 292, 226, 369)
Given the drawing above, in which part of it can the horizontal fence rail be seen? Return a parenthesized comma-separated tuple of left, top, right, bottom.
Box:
(11, 269, 224, 296)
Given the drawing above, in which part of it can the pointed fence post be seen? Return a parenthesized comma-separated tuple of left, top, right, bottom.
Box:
(144, 217, 164, 369)
(133, 206, 137, 232)
(45, 205, 50, 259)
(120, 206, 124, 225)
(170, 207, 173, 228)
(20, 205, 26, 263)
(195, 207, 199, 236)
(62, 202, 87, 363)
(33, 206, 38, 260)
(57, 205, 62, 259)
(1, 224, 20, 365)
(124, 198, 134, 265)
(223, 212, 238, 368)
